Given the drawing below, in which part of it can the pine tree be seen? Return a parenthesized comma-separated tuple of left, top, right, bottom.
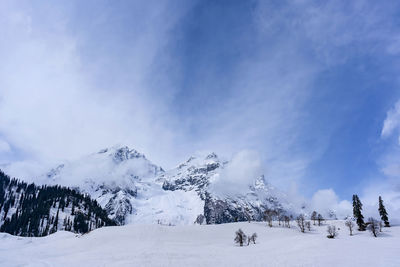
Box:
(54, 209, 59, 231)
(352, 194, 366, 231)
(378, 196, 390, 227)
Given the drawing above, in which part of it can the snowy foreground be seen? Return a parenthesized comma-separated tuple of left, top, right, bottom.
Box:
(0, 221, 399, 267)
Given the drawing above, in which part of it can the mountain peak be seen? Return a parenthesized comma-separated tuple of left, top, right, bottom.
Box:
(98, 145, 146, 163)
(205, 152, 218, 160)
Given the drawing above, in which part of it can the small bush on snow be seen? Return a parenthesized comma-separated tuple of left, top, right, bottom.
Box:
(234, 229, 247, 247)
(247, 233, 257, 245)
(326, 225, 338, 239)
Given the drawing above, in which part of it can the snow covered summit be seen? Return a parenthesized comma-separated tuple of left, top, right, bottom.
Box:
(40, 146, 294, 225)
(42, 145, 164, 224)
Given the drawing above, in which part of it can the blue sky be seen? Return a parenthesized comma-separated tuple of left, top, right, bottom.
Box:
(1, 0, 400, 204)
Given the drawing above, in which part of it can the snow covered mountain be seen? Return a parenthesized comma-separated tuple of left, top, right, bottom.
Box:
(42, 146, 164, 225)
(160, 152, 295, 224)
(40, 146, 295, 226)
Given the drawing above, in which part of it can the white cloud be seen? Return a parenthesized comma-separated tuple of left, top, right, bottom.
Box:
(379, 100, 400, 178)
(310, 189, 352, 219)
(211, 150, 264, 196)
(0, 1, 191, 172)
(368, 99, 400, 224)
(0, 140, 11, 153)
(1, 160, 49, 183)
(382, 100, 400, 140)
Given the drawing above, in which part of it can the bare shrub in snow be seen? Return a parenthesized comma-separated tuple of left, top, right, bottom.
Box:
(305, 221, 311, 231)
(264, 209, 276, 227)
(326, 225, 338, 239)
(247, 233, 257, 245)
(275, 209, 283, 226)
(195, 214, 205, 225)
(317, 214, 324, 226)
(367, 217, 379, 237)
(234, 229, 247, 246)
(311, 211, 317, 225)
(284, 215, 291, 228)
(276, 210, 283, 226)
(345, 218, 355, 236)
(296, 214, 306, 233)
(278, 215, 285, 226)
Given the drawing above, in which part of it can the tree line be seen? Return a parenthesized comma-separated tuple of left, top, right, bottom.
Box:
(0, 169, 116, 237)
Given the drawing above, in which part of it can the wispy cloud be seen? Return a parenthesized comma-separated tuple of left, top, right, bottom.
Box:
(1, 0, 400, 208)
(210, 150, 264, 196)
(361, 99, 400, 222)
(0, 1, 193, 173)
(382, 100, 400, 140)
(183, 0, 400, 190)
(0, 140, 10, 153)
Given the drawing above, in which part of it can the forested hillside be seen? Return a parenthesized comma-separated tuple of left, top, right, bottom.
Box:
(0, 170, 116, 237)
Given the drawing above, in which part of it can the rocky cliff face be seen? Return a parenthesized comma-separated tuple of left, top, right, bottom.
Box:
(159, 153, 293, 224)
(160, 153, 224, 199)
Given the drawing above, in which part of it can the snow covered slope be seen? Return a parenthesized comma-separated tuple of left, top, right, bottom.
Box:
(0, 221, 399, 266)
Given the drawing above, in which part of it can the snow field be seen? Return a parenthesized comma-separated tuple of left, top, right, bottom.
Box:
(0, 220, 399, 267)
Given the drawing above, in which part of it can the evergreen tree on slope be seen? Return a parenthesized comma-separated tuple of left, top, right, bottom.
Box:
(352, 194, 366, 231)
(378, 196, 390, 227)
